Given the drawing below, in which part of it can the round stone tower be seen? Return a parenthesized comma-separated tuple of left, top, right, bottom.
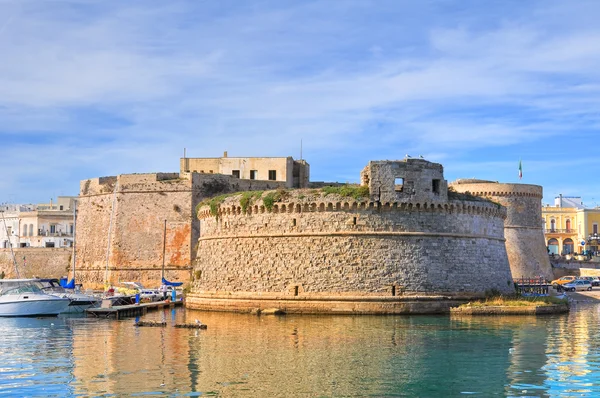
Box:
(187, 160, 516, 315)
(450, 179, 553, 280)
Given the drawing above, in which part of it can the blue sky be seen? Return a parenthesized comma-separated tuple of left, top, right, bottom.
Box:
(1, 0, 600, 206)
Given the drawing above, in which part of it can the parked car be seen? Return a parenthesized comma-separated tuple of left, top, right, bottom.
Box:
(593, 277, 600, 287)
(581, 276, 596, 286)
(563, 280, 593, 292)
(551, 276, 577, 287)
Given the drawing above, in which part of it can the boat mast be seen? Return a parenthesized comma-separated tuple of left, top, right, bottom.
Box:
(161, 219, 167, 281)
(1, 210, 19, 278)
(71, 199, 77, 282)
(104, 181, 119, 287)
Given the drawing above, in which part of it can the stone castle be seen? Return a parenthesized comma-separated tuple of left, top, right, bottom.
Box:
(74, 155, 550, 314)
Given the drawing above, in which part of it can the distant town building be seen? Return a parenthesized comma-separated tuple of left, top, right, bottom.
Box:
(542, 195, 600, 255)
(180, 151, 310, 188)
(0, 197, 77, 249)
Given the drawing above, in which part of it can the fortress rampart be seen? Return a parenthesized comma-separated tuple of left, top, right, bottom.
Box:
(187, 159, 516, 314)
(450, 180, 553, 280)
(75, 172, 285, 288)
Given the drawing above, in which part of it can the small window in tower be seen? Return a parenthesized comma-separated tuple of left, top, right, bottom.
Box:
(268, 170, 277, 180)
(395, 178, 404, 192)
(432, 179, 440, 194)
(250, 170, 257, 180)
(232, 170, 240, 178)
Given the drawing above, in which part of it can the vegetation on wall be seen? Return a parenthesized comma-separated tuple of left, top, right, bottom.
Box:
(321, 185, 370, 200)
(196, 184, 370, 219)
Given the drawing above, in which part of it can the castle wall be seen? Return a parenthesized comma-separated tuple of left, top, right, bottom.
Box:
(0, 248, 72, 279)
(76, 172, 285, 289)
(450, 181, 553, 280)
(187, 196, 514, 314)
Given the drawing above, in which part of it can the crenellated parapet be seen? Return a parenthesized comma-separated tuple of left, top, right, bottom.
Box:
(197, 198, 506, 220)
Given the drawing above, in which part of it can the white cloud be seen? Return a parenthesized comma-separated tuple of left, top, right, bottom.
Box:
(2, 0, 600, 203)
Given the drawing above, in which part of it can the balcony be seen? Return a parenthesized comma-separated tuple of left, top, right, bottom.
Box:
(544, 229, 576, 234)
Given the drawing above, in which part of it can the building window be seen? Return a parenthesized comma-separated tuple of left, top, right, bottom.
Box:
(595, 224, 598, 234)
(268, 170, 277, 180)
(232, 170, 240, 178)
(29, 224, 33, 236)
(70, 224, 74, 234)
(22, 226, 27, 236)
(50, 225, 56, 234)
(6, 226, 11, 236)
(395, 178, 404, 192)
(250, 170, 257, 180)
(550, 219, 555, 232)
(60, 205, 63, 210)
(432, 179, 440, 194)
(566, 219, 571, 232)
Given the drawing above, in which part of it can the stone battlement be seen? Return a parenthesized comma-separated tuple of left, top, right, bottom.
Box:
(197, 196, 506, 220)
(451, 180, 543, 199)
(80, 173, 189, 197)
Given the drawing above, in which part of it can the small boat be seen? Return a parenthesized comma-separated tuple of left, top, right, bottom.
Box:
(37, 278, 100, 313)
(0, 279, 71, 317)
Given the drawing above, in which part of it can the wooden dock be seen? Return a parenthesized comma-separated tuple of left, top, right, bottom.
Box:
(86, 300, 184, 319)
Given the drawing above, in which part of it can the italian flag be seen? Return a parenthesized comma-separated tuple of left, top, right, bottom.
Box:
(518, 159, 523, 180)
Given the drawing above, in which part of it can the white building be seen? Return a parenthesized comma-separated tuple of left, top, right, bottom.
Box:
(0, 197, 77, 249)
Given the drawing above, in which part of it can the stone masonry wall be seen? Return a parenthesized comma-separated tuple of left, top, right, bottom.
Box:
(450, 180, 553, 280)
(191, 195, 514, 300)
(76, 172, 285, 289)
(0, 248, 72, 279)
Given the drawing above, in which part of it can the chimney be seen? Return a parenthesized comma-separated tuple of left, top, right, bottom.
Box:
(223, 151, 228, 158)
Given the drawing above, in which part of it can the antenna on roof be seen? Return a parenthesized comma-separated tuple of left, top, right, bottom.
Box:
(300, 139, 303, 161)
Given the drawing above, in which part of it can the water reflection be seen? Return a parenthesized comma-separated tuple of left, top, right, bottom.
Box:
(3, 307, 600, 396)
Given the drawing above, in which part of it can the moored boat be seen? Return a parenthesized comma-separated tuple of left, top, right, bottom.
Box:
(37, 278, 100, 313)
(0, 279, 71, 317)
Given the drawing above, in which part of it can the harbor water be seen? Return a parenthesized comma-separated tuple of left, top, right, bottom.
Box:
(1, 304, 600, 397)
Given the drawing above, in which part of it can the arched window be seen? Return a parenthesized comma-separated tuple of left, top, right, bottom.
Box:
(29, 224, 34, 236)
(22, 225, 27, 236)
(563, 238, 574, 254)
(566, 219, 571, 232)
(548, 238, 559, 255)
(550, 219, 556, 232)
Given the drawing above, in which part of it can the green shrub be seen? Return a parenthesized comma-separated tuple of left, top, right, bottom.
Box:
(321, 185, 370, 200)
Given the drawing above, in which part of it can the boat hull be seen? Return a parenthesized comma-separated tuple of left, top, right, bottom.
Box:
(0, 296, 71, 317)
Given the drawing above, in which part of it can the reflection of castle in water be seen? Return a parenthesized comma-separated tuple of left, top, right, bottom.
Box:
(6, 308, 600, 396)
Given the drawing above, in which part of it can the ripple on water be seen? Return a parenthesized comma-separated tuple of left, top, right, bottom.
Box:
(2, 307, 600, 395)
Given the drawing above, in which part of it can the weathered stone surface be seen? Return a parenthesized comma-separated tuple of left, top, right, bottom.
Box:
(450, 180, 553, 280)
(188, 184, 516, 314)
(75, 172, 285, 288)
(0, 248, 71, 278)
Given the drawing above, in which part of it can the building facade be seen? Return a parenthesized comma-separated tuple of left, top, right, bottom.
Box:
(180, 152, 310, 188)
(0, 197, 76, 249)
(542, 196, 600, 255)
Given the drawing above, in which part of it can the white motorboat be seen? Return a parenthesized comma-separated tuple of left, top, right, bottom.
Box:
(0, 279, 71, 317)
(38, 279, 100, 313)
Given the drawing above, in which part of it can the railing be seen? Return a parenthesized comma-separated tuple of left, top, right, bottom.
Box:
(544, 229, 575, 234)
(514, 277, 550, 296)
(35, 231, 73, 237)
